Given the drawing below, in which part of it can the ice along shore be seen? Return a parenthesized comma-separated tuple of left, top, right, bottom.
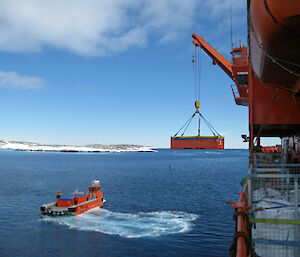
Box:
(0, 140, 156, 153)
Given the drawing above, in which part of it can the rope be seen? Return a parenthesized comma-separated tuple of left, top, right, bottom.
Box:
(260, 81, 299, 105)
(199, 113, 221, 137)
(229, 210, 253, 257)
(198, 115, 201, 136)
(249, 19, 300, 78)
(181, 114, 195, 136)
(230, 231, 250, 257)
(253, 238, 300, 247)
(254, 87, 279, 144)
(173, 111, 221, 138)
(173, 113, 195, 137)
(265, 51, 300, 77)
(233, 210, 248, 222)
(253, 199, 289, 207)
(250, 218, 300, 225)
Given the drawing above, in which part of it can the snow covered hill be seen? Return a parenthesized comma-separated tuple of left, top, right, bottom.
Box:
(0, 140, 156, 153)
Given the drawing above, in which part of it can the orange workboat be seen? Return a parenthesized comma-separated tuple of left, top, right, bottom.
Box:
(41, 180, 104, 216)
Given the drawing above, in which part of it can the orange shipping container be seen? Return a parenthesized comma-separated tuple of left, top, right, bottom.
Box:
(171, 136, 224, 149)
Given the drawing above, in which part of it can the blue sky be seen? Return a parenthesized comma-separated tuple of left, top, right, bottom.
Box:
(0, 0, 256, 148)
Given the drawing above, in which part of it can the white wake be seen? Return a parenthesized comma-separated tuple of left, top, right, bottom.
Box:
(42, 208, 198, 238)
(205, 151, 224, 155)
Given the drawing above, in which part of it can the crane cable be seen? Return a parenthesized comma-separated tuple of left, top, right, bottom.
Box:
(173, 45, 221, 138)
(197, 46, 201, 101)
(229, 0, 233, 49)
(174, 113, 195, 137)
(174, 4, 235, 139)
(194, 46, 198, 102)
(181, 113, 196, 136)
(195, 46, 201, 135)
(200, 113, 221, 137)
(194, 46, 201, 102)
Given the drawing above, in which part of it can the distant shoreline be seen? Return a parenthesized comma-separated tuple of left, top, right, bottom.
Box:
(0, 140, 156, 153)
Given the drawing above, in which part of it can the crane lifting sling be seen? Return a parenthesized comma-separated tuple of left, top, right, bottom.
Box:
(170, 42, 224, 150)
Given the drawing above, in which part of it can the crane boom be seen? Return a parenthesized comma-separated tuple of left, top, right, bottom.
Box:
(192, 34, 236, 83)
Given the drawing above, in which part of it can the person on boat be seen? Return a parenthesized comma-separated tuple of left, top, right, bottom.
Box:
(56, 190, 61, 199)
(74, 194, 78, 205)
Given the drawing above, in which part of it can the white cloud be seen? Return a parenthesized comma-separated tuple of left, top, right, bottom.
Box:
(0, 70, 44, 90)
(0, 0, 198, 56)
(0, 0, 246, 57)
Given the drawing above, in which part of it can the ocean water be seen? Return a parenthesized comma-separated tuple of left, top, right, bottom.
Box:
(0, 149, 248, 257)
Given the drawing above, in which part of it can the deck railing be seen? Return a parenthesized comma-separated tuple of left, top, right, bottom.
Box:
(254, 152, 287, 165)
(247, 163, 300, 257)
(231, 84, 249, 106)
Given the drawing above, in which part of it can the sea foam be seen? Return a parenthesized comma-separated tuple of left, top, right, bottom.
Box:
(42, 208, 198, 238)
(205, 151, 224, 155)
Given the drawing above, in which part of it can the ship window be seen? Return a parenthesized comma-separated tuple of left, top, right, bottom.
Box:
(233, 51, 242, 58)
(237, 74, 248, 85)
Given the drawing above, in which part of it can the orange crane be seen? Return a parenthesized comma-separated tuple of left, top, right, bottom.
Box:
(171, 33, 249, 149)
(192, 34, 249, 106)
(192, 34, 236, 83)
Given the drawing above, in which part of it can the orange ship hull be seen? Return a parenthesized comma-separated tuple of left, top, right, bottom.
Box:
(171, 136, 224, 149)
(67, 198, 103, 216)
(249, 0, 300, 92)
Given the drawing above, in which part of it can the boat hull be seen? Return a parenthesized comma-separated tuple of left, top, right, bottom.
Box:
(41, 181, 104, 216)
(41, 198, 104, 216)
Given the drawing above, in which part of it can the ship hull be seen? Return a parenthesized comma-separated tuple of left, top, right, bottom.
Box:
(249, 0, 300, 92)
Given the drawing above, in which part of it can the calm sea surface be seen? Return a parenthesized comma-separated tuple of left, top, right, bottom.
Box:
(0, 149, 248, 257)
